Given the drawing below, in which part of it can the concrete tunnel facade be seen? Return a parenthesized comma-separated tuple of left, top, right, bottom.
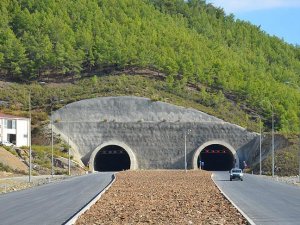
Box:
(52, 96, 258, 171)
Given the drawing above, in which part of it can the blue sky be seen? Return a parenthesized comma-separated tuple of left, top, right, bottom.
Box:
(206, 0, 300, 46)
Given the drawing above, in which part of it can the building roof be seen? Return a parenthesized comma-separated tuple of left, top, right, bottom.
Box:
(0, 112, 28, 120)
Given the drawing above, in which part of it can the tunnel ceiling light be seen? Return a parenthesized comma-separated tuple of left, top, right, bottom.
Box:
(203, 150, 228, 154)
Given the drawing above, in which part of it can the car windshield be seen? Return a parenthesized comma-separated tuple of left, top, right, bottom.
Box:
(232, 169, 242, 173)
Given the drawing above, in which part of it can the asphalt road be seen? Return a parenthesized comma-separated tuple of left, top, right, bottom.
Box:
(0, 172, 114, 225)
(213, 171, 300, 225)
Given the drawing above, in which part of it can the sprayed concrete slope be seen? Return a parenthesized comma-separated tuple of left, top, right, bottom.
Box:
(54, 96, 224, 123)
(52, 96, 258, 170)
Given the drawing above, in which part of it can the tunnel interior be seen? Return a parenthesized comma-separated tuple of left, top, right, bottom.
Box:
(197, 144, 235, 171)
(94, 145, 131, 172)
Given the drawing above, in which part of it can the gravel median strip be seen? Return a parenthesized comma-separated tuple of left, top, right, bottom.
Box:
(76, 170, 247, 225)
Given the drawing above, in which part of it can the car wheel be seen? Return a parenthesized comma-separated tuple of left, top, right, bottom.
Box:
(230, 178, 232, 181)
(240, 178, 243, 181)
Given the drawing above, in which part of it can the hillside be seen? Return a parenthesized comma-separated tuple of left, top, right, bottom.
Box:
(0, 147, 27, 173)
(0, 0, 299, 133)
(0, 144, 85, 177)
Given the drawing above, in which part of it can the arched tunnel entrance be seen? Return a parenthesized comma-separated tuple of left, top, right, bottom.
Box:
(94, 145, 131, 172)
(197, 144, 235, 171)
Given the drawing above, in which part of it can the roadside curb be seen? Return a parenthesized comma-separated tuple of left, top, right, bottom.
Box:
(211, 174, 256, 225)
(64, 173, 116, 225)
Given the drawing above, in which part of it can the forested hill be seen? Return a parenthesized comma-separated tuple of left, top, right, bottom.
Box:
(0, 0, 299, 132)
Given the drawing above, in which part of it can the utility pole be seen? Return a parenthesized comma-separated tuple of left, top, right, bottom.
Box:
(253, 113, 262, 175)
(68, 135, 71, 176)
(184, 130, 187, 172)
(184, 129, 191, 172)
(284, 82, 299, 182)
(51, 104, 54, 178)
(259, 116, 262, 175)
(68, 121, 71, 176)
(29, 89, 32, 183)
(298, 137, 300, 183)
(272, 107, 275, 177)
(50, 98, 64, 178)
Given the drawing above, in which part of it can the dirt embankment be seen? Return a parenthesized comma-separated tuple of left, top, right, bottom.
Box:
(0, 147, 28, 173)
(76, 170, 247, 225)
(0, 175, 69, 194)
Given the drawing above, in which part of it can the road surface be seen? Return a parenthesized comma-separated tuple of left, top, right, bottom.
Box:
(0, 172, 114, 225)
(213, 171, 300, 225)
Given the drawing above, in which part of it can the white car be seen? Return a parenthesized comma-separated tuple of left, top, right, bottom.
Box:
(0, 141, 15, 147)
(229, 168, 243, 181)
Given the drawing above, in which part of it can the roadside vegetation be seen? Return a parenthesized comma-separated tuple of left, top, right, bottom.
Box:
(1, 143, 78, 177)
(30, 145, 69, 171)
(0, 162, 12, 173)
(255, 134, 300, 176)
(0, 75, 259, 131)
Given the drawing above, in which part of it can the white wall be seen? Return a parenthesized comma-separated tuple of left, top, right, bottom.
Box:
(16, 119, 29, 147)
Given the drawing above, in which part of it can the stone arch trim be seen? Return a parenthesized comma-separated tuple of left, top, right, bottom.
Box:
(89, 140, 138, 172)
(192, 140, 239, 169)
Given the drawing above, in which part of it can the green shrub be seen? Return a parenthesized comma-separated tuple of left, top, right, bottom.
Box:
(0, 162, 12, 172)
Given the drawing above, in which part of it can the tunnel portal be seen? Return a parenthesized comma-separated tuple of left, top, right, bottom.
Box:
(198, 144, 234, 171)
(94, 145, 131, 171)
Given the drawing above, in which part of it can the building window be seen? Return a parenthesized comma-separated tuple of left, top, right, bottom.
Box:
(5, 120, 16, 129)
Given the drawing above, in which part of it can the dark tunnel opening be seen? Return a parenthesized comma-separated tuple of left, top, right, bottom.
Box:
(94, 145, 131, 172)
(197, 144, 235, 171)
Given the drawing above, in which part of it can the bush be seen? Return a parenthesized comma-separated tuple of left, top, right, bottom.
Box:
(0, 162, 12, 172)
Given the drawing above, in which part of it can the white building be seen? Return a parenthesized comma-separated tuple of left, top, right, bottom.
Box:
(0, 113, 30, 147)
